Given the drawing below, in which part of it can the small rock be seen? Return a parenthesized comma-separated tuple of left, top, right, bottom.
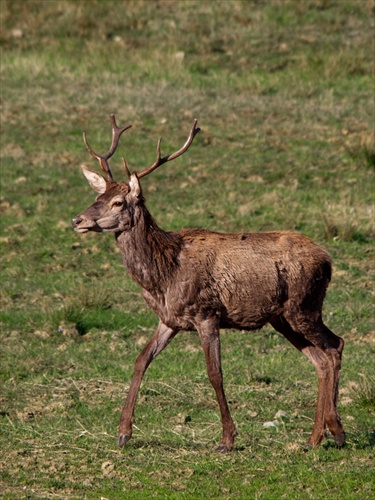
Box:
(263, 421, 279, 428)
(274, 410, 289, 421)
(175, 51, 185, 63)
(12, 29, 23, 39)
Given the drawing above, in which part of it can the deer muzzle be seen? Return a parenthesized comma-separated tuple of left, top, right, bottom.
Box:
(71, 215, 96, 233)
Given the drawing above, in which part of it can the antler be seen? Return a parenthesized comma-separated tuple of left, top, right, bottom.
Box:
(83, 114, 132, 181)
(137, 119, 200, 179)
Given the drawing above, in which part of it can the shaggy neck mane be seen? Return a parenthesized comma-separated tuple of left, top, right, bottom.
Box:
(115, 202, 183, 291)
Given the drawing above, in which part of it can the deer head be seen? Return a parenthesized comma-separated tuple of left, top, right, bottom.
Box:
(72, 115, 200, 234)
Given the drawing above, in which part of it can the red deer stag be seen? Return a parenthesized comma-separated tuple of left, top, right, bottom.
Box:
(72, 115, 345, 452)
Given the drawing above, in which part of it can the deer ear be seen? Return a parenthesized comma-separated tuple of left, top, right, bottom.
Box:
(129, 173, 142, 198)
(81, 165, 107, 194)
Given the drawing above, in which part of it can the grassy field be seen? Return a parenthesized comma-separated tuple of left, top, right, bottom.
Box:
(1, 0, 374, 498)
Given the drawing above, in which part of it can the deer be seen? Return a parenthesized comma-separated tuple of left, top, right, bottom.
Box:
(71, 114, 346, 452)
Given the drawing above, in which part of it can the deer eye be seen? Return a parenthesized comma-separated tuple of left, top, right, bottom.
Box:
(111, 200, 124, 209)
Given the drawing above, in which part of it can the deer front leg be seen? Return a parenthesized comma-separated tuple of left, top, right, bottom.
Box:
(118, 321, 178, 448)
(197, 318, 238, 452)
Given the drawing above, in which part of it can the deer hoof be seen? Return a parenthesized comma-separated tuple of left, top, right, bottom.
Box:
(216, 444, 231, 453)
(118, 433, 131, 448)
(303, 442, 314, 452)
(334, 432, 346, 449)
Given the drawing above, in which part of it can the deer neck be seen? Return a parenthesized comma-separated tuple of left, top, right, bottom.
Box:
(115, 205, 182, 292)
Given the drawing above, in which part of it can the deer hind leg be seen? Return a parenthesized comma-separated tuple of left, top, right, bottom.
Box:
(271, 316, 345, 448)
(302, 324, 345, 448)
(118, 321, 178, 448)
(197, 318, 238, 452)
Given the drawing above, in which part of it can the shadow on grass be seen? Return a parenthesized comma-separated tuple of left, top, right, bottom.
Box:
(320, 430, 375, 451)
(347, 430, 375, 450)
(125, 438, 210, 453)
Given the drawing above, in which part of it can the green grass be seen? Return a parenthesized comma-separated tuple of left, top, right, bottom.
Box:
(1, 0, 374, 498)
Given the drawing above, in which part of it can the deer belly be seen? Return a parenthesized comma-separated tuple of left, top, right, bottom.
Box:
(217, 276, 283, 330)
(219, 306, 275, 330)
(142, 270, 284, 331)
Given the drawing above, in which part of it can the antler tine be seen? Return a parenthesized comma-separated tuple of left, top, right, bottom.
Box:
(122, 157, 131, 179)
(137, 119, 200, 179)
(83, 114, 132, 181)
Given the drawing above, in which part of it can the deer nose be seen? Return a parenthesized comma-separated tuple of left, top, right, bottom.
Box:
(71, 216, 83, 228)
